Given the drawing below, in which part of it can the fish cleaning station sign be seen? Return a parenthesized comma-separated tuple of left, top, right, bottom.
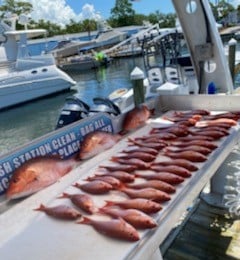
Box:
(0, 114, 114, 195)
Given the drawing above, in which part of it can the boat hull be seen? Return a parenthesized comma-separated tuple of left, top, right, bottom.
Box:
(0, 65, 75, 110)
(58, 59, 100, 72)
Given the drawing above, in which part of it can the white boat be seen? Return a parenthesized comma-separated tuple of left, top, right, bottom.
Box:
(1, 1, 240, 260)
(109, 18, 238, 112)
(0, 15, 76, 110)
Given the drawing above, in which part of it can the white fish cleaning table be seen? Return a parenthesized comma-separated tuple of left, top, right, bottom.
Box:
(1, 95, 240, 260)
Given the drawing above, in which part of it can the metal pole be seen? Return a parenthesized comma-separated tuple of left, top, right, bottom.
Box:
(130, 67, 145, 106)
(228, 38, 237, 84)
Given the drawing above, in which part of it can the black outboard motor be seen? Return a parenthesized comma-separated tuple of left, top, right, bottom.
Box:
(88, 97, 121, 117)
(55, 95, 90, 129)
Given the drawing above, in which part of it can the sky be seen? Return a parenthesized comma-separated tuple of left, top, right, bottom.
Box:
(0, 0, 239, 27)
(0, 0, 175, 26)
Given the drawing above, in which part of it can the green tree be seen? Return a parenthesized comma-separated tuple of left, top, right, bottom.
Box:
(65, 19, 83, 34)
(0, 0, 33, 29)
(133, 14, 148, 25)
(110, 0, 135, 27)
(0, 0, 32, 16)
(217, 1, 234, 19)
(148, 11, 176, 27)
(210, 0, 235, 21)
(237, 5, 240, 18)
(31, 19, 62, 37)
(82, 19, 97, 40)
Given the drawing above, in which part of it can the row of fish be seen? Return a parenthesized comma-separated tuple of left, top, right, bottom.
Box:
(6, 104, 152, 200)
(32, 108, 240, 242)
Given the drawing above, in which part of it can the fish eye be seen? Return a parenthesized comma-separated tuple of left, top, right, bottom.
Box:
(12, 177, 20, 183)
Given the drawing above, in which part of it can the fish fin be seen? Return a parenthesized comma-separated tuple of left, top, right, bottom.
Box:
(34, 204, 46, 211)
(150, 108, 155, 117)
(119, 129, 128, 136)
(58, 192, 70, 199)
(77, 216, 91, 224)
(68, 152, 81, 162)
(72, 182, 79, 188)
(84, 176, 92, 181)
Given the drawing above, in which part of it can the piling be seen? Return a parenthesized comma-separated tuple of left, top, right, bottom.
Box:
(130, 67, 145, 106)
(228, 38, 237, 83)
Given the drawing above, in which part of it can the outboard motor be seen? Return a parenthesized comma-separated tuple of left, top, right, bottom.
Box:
(88, 97, 121, 117)
(56, 95, 90, 129)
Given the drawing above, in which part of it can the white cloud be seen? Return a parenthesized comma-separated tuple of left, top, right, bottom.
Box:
(231, 0, 240, 8)
(78, 4, 102, 21)
(19, 0, 101, 27)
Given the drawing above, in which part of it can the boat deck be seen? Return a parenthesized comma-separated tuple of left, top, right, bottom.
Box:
(161, 196, 240, 260)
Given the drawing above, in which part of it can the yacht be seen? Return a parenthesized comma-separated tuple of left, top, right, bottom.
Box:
(0, 15, 76, 110)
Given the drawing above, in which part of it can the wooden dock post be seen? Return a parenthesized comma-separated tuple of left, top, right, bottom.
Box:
(228, 38, 237, 83)
(130, 66, 145, 107)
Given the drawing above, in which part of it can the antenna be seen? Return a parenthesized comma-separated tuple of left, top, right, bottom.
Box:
(18, 14, 31, 30)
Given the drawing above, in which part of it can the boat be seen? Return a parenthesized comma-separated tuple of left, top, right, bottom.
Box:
(51, 19, 127, 71)
(1, 1, 240, 259)
(56, 51, 111, 72)
(0, 14, 76, 110)
(108, 30, 196, 112)
(105, 23, 162, 59)
(108, 19, 240, 113)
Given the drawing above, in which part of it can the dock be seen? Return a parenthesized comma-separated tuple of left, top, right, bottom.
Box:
(161, 146, 240, 260)
(161, 197, 240, 259)
(220, 25, 240, 36)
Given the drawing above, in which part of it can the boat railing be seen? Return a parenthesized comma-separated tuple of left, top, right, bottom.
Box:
(105, 23, 161, 55)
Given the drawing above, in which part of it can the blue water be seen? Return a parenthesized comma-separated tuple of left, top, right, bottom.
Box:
(0, 55, 144, 156)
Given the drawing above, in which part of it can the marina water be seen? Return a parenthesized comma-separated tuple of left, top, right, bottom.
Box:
(0, 56, 143, 156)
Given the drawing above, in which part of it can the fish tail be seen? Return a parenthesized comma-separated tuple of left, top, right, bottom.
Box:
(77, 216, 91, 225)
(192, 115, 202, 121)
(119, 129, 128, 136)
(127, 138, 137, 145)
(134, 173, 139, 178)
(104, 200, 115, 207)
(118, 182, 126, 191)
(188, 118, 197, 125)
(58, 192, 70, 199)
(149, 128, 159, 134)
(34, 203, 46, 211)
(97, 207, 105, 214)
(72, 182, 80, 188)
(111, 156, 119, 162)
